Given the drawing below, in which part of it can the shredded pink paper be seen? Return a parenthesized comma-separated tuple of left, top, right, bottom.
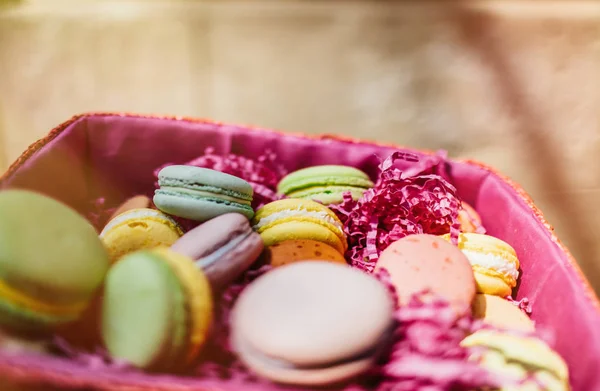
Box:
(331, 151, 462, 272)
(505, 296, 533, 316)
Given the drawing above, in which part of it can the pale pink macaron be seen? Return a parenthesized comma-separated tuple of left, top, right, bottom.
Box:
(231, 261, 395, 386)
(374, 234, 476, 313)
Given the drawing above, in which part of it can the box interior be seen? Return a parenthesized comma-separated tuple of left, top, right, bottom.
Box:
(1, 114, 599, 390)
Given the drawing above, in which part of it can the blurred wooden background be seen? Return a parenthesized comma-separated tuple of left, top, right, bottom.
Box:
(1, 0, 600, 293)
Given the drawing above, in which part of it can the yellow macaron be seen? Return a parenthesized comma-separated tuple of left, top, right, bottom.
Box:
(471, 294, 535, 332)
(442, 233, 520, 297)
(462, 330, 569, 391)
(100, 208, 184, 262)
(252, 199, 347, 255)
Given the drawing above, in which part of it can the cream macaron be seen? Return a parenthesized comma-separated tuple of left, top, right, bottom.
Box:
(442, 233, 520, 297)
(100, 208, 183, 262)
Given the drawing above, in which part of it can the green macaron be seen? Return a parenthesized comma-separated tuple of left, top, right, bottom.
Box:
(102, 247, 213, 371)
(154, 165, 254, 222)
(277, 165, 374, 205)
(0, 190, 110, 333)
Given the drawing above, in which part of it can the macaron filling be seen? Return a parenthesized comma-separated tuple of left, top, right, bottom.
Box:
(282, 177, 374, 195)
(0, 279, 86, 317)
(155, 189, 254, 210)
(158, 185, 252, 205)
(252, 208, 344, 235)
(237, 326, 392, 372)
(286, 186, 368, 200)
(158, 178, 252, 201)
(195, 227, 254, 270)
(462, 250, 519, 282)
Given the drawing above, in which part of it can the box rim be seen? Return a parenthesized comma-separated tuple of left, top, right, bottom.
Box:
(1, 111, 598, 311)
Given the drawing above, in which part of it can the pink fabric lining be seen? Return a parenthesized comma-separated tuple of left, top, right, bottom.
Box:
(1, 113, 599, 390)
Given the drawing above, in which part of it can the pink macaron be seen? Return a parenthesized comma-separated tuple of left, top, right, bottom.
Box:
(374, 234, 476, 313)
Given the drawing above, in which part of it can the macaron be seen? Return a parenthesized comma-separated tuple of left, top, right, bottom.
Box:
(0, 190, 110, 333)
(457, 201, 483, 233)
(277, 165, 374, 205)
(442, 233, 520, 297)
(462, 330, 570, 391)
(171, 213, 264, 289)
(154, 165, 254, 222)
(100, 208, 183, 262)
(252, 198, 348, 255)
(102, 247, 213, 371)
(471, 294, 535, 332)
(374, 234, 476, 314)
(231, 261, 394, 386)
(265, 239, 347, 267)
(107, 195, 152, 221)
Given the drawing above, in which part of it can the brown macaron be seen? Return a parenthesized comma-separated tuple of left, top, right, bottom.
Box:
(231, 261, 395, 386)
(266, 239, 346, 267)
(171, 213, 263, 290)
(472, 294, 535, 332)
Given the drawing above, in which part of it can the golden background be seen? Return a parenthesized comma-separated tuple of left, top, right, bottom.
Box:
(1, 0, 600, 298)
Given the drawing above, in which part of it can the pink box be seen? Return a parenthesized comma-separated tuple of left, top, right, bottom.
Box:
(1, 113, 598, 390)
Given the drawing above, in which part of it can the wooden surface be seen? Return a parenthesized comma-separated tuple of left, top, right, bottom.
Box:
(1, 0, 600, 292)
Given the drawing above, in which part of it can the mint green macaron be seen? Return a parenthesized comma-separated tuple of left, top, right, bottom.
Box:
(277, 165, 374, 205)
(154, 165, 254, 222)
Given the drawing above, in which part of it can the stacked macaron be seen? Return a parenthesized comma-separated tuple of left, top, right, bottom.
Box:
(277, 165, 374, 205)
(252, 199, 348, 266)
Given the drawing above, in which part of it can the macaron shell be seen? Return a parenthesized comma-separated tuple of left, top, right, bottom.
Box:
(471, 294, 535, 332)
(153, 192, 254, 222)
(0, 190, 110, 308)
(152, 247, 213, 362)
(232, 261, 394, 368)
(266, 240, 346, 267)
(0, 295, 76, 333)
(171, 213, 264, 289)
(462, 330, 569, 388)
(100, 208, 183, 262)
(259, 221, 346, 255)
(277, 165, 373, 195)
(253, 198, 343, 225)
(473, 270, 514, 297)
(233, 330, 375, 386)
(286, 186, 367, 205)
(102, 251, 182, 369)
(375, 234, 476, 313)
(158, 165, 254, 198)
